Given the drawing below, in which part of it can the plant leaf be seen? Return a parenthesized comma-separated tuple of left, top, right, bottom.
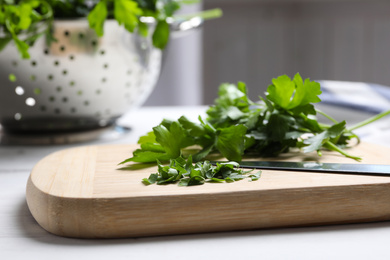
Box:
(266, 75, 295, 109)
(88, 1, 108, 37)
(266, 113, 293, 141)
(153, 121, 193, 159)
(216, 124, 247, 161)
(114, 0, 142, 33)
(152, 20, 170, 49)
(303, 121, 346, 153)
(288, 75, 322, 109)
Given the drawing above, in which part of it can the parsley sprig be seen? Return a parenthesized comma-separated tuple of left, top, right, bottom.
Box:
(142, 156, 261, 186)
(0, 0, 222, 58)
(120, 73, 390, 165)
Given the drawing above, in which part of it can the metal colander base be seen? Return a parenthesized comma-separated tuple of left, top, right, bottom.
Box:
(0, 124, 131, 145)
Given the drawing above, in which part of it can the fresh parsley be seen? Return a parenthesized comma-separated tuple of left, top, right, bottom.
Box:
(142, 156, 261, 186)
(120, 73, 390, 165)
(0, 0, 222, 58)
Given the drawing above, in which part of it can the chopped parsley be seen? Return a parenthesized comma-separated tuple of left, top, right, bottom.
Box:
(142, 156, 261, 186)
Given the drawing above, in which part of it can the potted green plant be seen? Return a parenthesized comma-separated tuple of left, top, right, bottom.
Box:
(0, 0, 221, 137)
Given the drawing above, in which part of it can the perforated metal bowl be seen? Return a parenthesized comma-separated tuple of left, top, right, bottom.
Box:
(0, 17, 201, 134)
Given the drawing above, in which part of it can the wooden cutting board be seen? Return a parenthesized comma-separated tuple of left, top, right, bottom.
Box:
(26, 142, 390, 238)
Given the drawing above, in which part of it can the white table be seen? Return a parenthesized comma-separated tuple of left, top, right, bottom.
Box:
(2, 105, 390, 260)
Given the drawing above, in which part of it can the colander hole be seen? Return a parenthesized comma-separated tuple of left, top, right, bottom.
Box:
(40, 106, 46, 111)
(64, 31, 70, 37)
(91, 40, 97, 46)
(12, 61, 18, 66)
(102, 78, 107, 83)
(140, 42, 148, 50)
(127, 70, 132, 75)
(54, 108, 61, 114)
(31, 61, 37, 66)
(15, 86, 24, 95)
(70, 81, 75, 86)
(25, 97, 36, 106)
(103, 63, 108, 69)
(71, 107, 76, 113)
(125, 82, 131, 87)
(96, 89, 101, 94)
(100, 50, 106, 55)
(79, 33, 84, 39)
(14, 113, 22, 120)
(84, 100, 89, 106)
(77, 90, 83, 95)
(62, 70, 68, 75)
(34, 88, 41, 95)
(9, 74, 16, 82)
(49, 96, 55, 102)
(30, 75, 36, 81)
(56, 86, 62, 92)
(60, 46, 66, 52)
(69, 55, 75, 60)
(62, 97, 68, 103)
(48, 74, 54, 80)
(44, 49, 49, 55)
(54, 61, 60, 66)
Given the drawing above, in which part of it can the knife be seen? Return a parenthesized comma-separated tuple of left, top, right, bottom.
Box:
(210, 161, 390, 177)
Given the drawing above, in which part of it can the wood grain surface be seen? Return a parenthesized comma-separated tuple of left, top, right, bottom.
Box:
(26, 142, 390, 238)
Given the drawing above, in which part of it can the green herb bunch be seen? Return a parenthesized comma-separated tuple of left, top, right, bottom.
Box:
(0, 0, 220, 58)
(120, 73, 390, 165)
(142, 156, 261, 186)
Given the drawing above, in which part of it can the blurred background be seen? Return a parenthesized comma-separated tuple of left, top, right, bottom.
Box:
(145, 0, 390, 106)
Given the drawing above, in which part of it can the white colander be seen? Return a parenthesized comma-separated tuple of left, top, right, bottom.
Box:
(0, 17, 202, 133)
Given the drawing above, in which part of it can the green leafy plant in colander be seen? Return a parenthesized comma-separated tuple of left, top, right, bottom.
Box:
(0, 0, 222, 59)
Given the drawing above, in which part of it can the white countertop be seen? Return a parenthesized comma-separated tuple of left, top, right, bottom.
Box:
(2, 105, 390, 260)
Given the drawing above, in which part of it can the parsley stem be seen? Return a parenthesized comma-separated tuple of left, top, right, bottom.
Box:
(316, 109, 339, 124)
(174, 8, 223, 21)
(347, 109, 390, 131)
(324, 141, 361, 161)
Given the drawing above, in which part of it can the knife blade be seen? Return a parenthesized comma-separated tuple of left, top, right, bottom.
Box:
(210, 161, 390, 177)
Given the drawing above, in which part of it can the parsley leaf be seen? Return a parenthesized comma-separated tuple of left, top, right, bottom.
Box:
(114, 0, 142, 33)
(0, 36, 12, 51)
(303, 121, 346, 153)
(266, 113, 293, 141)
(216, 124, 247, 162)
(88, 1, 108, 37)
(120, 149, 170, 164)
(152, 20, 170, 49)
(289, 74, 322, 109)
(207, 82, 252, 128)
(266, 73, 322, 110)
(153, 121, 194, 159)
(266, 75, 296, 109)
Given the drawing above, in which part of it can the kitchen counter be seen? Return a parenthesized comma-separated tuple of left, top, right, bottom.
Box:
(2, 105, 390, 260)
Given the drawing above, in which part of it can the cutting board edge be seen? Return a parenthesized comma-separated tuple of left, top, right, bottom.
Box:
(26, 174, 390, 238)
